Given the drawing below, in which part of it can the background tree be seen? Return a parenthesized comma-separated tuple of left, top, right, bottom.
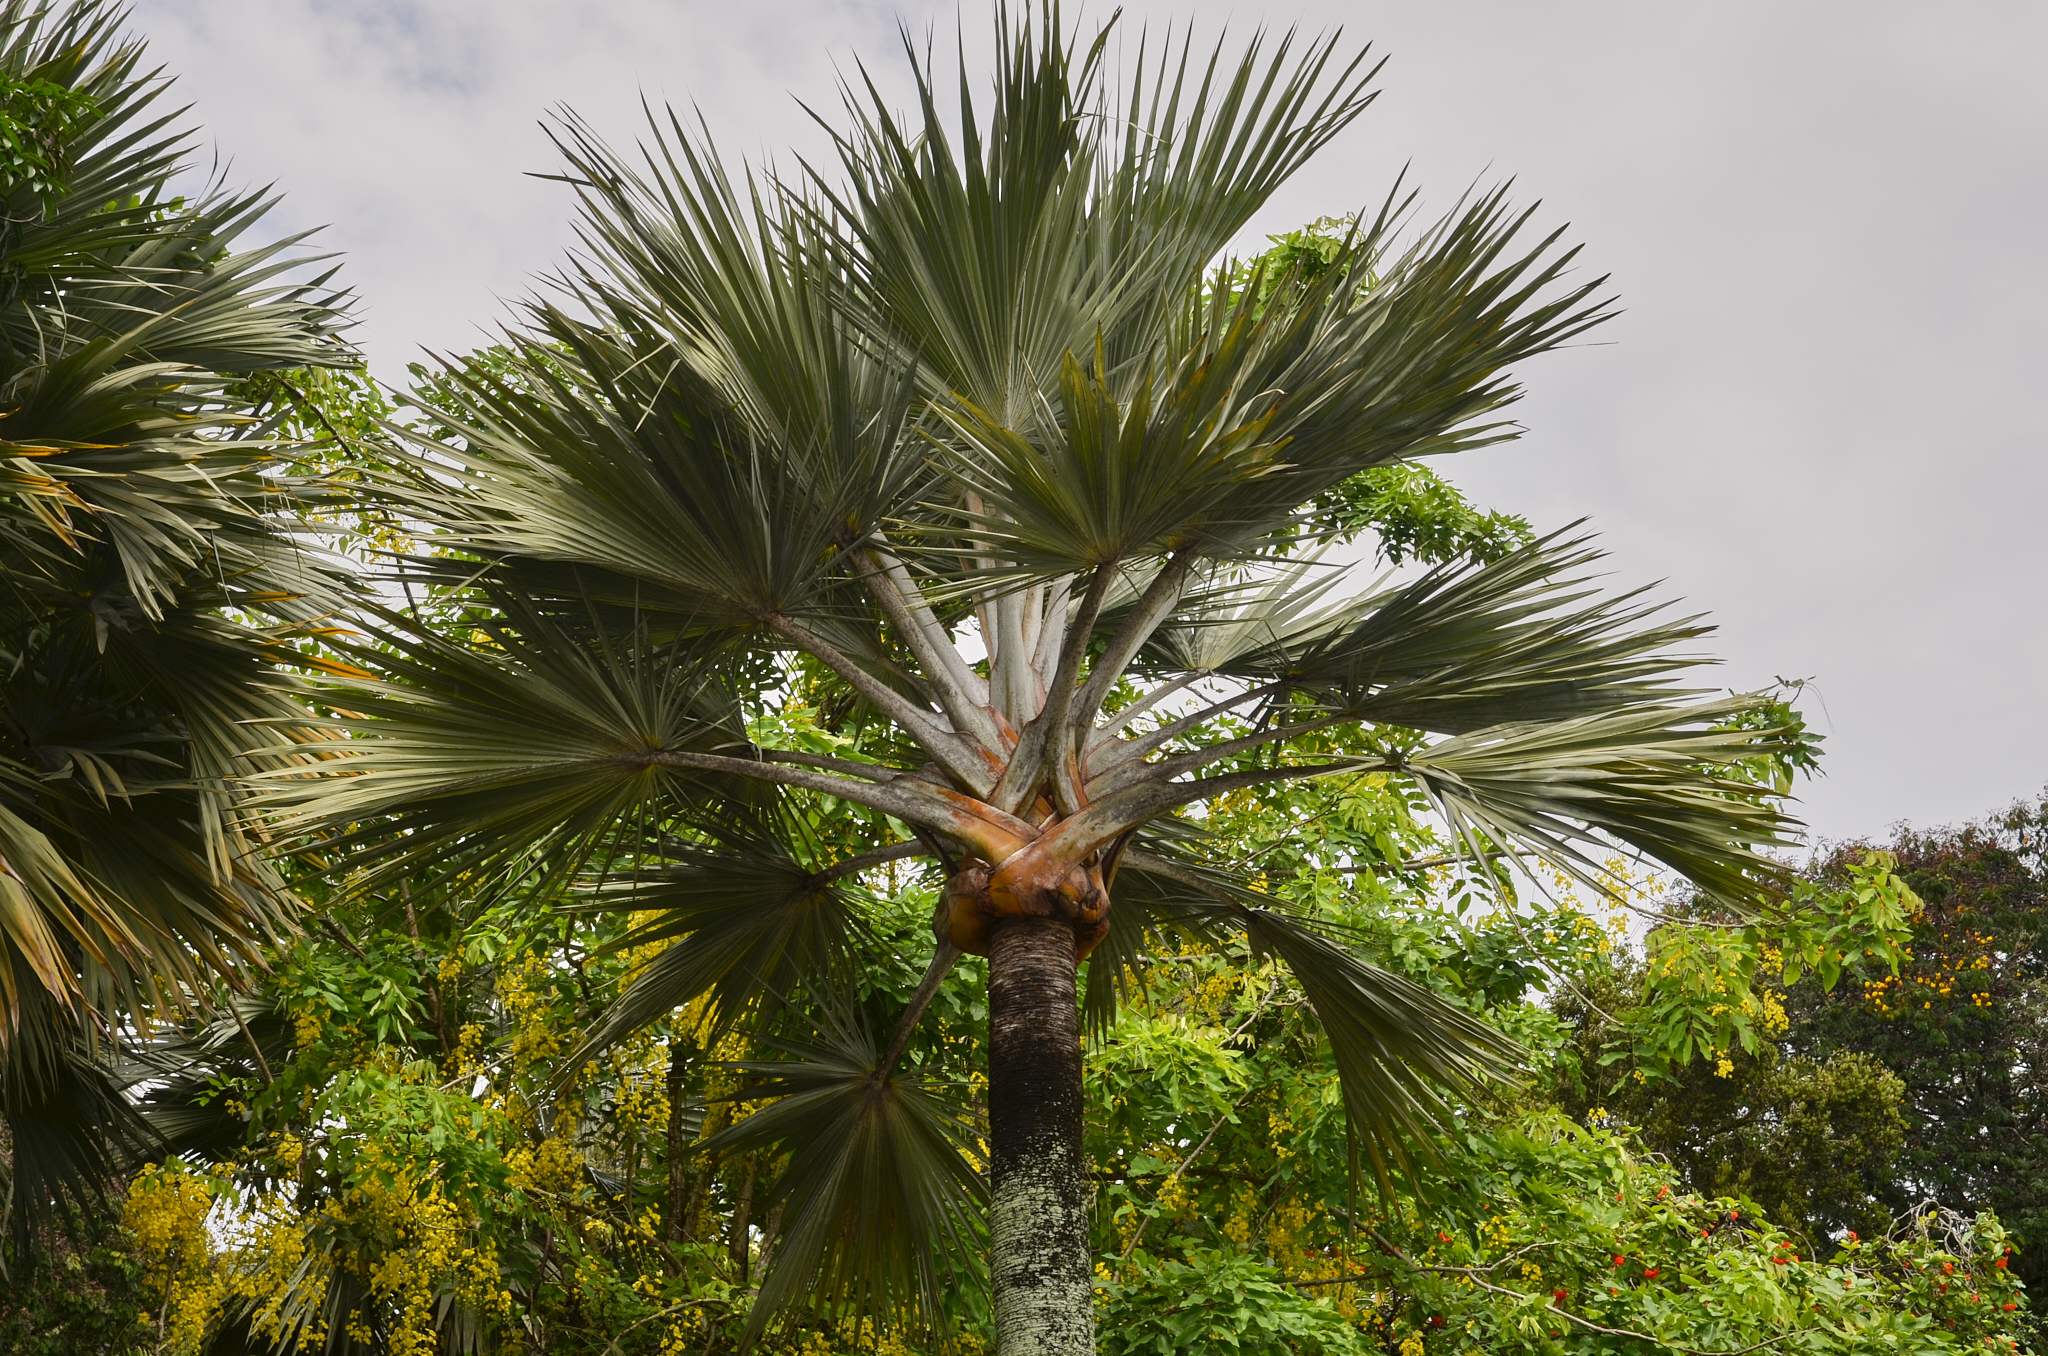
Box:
(1786, 802, 2048, 1301)
(1545, 793, 2048, 1337)
(1551, 955, 1911, 1252)
(0, 0, 353, 1246)
(262, 12, 1819, 1353)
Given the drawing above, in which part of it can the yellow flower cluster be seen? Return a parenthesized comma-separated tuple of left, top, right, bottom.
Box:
(499, 952, 565, 1072)
(126, 1153, 515, 1354)
(125, 1162, 220, 1353)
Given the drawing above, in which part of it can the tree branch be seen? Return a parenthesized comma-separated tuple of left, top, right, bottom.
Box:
(878, 940, 961, 1079)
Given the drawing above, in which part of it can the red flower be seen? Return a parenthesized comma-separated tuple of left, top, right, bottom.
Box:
(1613, 1255, 1626, 1267)
(1644, 1268, 1660, 1279)
(1428, 1315, 1445, 1329)
(1995, 1257, 2008, 1270)
(1553, 1289, 1568, 1305)
(2004, 1303, 2019, 1312)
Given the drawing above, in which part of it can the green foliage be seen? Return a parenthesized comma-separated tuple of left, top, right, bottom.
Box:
(0, 1222, 150, 1354)
(0, 69, 93, 206)
(1554, 961, 1910, 1252)
(1323, 462, 1536, 566)
(1616, 852, 1919, 1077)
(1712, 679, 1826, 796)
(1781, 798, 2048, 1313)
(1098, 1249, 1371, 1356)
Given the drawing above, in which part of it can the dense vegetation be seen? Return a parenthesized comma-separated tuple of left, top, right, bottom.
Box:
(0, 4, 2040, 1356)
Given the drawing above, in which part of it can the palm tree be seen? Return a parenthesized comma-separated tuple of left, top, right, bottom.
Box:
(0, 0, 352, 1236)
(277, 12, 1796, 1352)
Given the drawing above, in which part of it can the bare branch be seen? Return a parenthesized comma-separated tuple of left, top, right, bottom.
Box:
(879, 940, 961, 1078)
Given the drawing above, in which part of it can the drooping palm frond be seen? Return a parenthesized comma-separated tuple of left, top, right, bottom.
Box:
(1112, 845, 1521, 1187)
(1401, 696, 1800, 907)
(255, 601, 754, 897)
(706, 995, 987, 1344)
(568, 791, 892, 1062)
(0, 1012, 161, 1249)
(120, 994, 292, 1162)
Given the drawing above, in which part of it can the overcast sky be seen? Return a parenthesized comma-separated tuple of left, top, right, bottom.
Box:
(129, 1, 2048, 848)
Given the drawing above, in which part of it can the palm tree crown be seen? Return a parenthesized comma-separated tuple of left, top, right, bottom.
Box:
(276, 11, 1798, 1352)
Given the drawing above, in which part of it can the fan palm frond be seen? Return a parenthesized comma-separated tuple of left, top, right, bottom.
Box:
(707, 993, 987, 1343)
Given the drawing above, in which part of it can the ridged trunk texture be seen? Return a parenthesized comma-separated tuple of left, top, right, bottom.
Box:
(987, 917, 1092, 1355)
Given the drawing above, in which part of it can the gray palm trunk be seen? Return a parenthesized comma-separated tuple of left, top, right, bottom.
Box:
(988, 918, 1093, 1354)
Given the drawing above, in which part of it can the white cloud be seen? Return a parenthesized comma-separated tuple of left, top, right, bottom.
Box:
(129, 0, 2048, 842)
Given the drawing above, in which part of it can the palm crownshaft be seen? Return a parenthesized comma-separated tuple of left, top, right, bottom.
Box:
(276, 11, 1804, 1351)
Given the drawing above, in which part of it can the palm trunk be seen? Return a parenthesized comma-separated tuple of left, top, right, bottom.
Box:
(666, 1039, 690, 1244)
(987, 916, 1092, 1355)
(729, 1154, 758, 1283)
